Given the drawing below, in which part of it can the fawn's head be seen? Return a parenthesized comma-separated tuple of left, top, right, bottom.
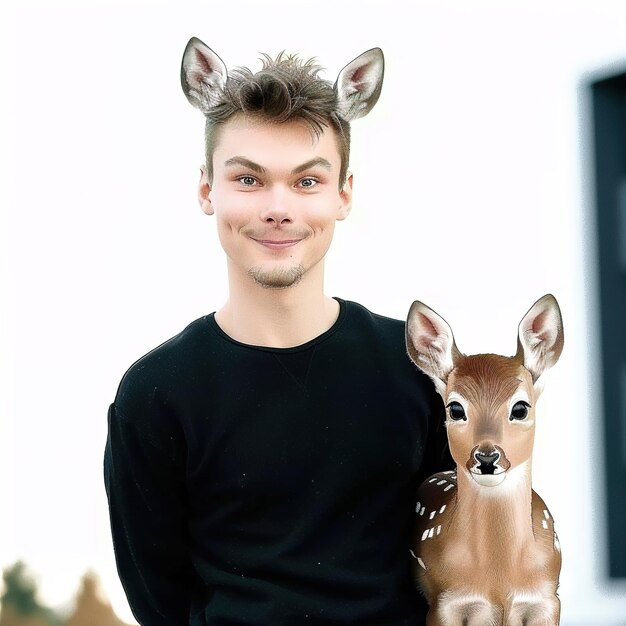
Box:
(406, 295, 563, 487)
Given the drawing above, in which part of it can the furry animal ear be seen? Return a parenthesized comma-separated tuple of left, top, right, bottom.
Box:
(181, 37, 228, 114)
(516, 294, 564, 382)
(406, 301, 461, 394)
(334, 48, 384, 121)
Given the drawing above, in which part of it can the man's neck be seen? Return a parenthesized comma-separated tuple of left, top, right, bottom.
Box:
(215, 263, 340, 348)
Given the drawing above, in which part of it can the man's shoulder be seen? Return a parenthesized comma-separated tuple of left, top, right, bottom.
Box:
(113, 314, 215, 409)
(338, 298, 441, 408)
(341, 299, 406, 338)
(337, 299, 417, 368)
(126, 314, 211, 368)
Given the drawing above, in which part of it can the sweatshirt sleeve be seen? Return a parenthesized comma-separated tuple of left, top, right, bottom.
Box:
(104, 395, 200, 625)
(416, 386, 455, 486)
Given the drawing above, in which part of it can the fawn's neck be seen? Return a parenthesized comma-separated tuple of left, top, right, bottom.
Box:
(454, 460, 534, 552)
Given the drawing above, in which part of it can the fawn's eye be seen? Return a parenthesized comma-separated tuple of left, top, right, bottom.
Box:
(447, 401, 467, 421)
(510, 401, 531, 420)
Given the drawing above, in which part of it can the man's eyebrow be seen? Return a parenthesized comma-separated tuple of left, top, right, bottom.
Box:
(291, 158, 332, 174)
(223, 156, 332, 175)
(224, 157, 266, 174)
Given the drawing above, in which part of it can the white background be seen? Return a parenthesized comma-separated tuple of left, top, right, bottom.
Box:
(1, 0, 626, 623)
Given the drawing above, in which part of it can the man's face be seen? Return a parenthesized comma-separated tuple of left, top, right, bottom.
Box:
(199, 114, 352, 289)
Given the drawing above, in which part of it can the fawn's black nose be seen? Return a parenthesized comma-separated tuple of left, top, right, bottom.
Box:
(474, 449, 500, 474)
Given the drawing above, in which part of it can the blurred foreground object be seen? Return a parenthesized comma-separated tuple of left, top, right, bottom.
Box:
(64, 573, 133, 626)
(0, 564, 134, 626)
(0, 562, 60, 626)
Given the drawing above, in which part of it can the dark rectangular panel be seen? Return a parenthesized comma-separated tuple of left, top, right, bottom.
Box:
(591, 74, 626, 578)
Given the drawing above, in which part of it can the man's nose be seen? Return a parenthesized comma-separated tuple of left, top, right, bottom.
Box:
(259, 188, 293, 225)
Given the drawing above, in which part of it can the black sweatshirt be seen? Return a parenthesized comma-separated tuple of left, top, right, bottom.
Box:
(104, 298, 452, 625)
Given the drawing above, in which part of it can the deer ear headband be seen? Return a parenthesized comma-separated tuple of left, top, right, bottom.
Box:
(180, 37, 384, 121)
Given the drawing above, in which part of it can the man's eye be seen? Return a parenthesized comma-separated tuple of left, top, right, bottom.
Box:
(298, 177, 318, 188)
(238, 176, 258, 186)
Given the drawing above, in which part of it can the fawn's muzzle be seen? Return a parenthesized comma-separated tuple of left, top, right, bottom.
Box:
(474, 449, 500, 474)
(466, 445, 511, 486)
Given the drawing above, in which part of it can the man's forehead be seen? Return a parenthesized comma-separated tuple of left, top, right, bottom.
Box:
(212, 115, 342, 171)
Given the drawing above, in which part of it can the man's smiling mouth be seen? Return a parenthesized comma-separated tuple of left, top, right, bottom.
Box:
(253, 239, 302, 249)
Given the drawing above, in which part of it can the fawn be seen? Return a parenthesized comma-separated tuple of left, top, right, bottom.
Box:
(406, 294, 563, 625)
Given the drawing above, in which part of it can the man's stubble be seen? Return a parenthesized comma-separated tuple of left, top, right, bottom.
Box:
(247, 263, 306, 289)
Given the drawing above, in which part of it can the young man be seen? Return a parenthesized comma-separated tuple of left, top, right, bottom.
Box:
(104, 38, 452, 625)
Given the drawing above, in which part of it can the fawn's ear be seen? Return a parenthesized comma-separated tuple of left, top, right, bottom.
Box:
(406, 301, 460, 394)
(181, 37, 228, 114)
(516, 294, 564, 382)
(334, 48, 384, 121)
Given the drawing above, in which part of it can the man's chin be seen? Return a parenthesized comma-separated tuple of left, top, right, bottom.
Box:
(247, 264, 305, 289)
